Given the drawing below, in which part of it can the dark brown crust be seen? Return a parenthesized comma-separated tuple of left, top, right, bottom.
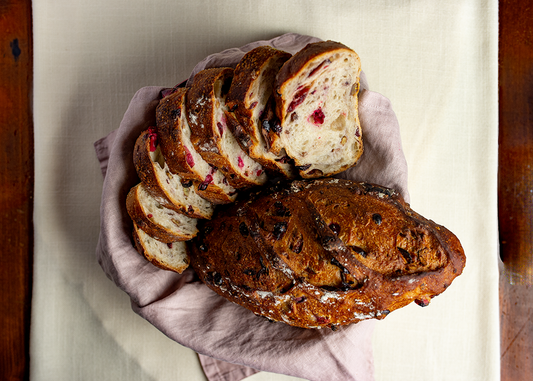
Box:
(225, 47, 296, 177)
(156, 87, 238, 204)
(156, 88, 199, 180)
(132, 223, 189, 273)
(186, 67, 257, 189)
(226, 46, 291, 139)
(189, 179, 466, 329)
(126, 184, 196, 243)
(133, 129, 210, 219)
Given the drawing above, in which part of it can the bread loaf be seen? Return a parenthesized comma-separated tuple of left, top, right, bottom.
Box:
(186, 67, 268, 189)
(225, 46, 296, 178)
(133, 128, 214, 219)
(273, 41, 363, 178)
(188, 178, 466, 329)
(126, 183, 198, 243)
(132, 222, 190, 273)
(156, 88, 238, 205)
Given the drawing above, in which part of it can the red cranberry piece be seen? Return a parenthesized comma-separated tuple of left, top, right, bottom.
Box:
(415, 298, 430, 307)
(187, 205, 194, 214)
(237, 156, 244, 168)
(217, 122, 224, 136)
(147, 214, 153, 218)
(256, 169, 263, 176)
(248, 101, 258, 109)
(311, 108, 325, 125)
(149, 133, 158, 152)
(198, 174, 213, 191)
(287, 86, 310, 113)
(184, 148, 195, 168)
(167, 243, 173, 249)
(315, 316, 329, 324)
(308, 59, 331, 77)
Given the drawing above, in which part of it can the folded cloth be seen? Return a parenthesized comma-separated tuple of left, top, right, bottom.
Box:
(95, 33, 408, 381)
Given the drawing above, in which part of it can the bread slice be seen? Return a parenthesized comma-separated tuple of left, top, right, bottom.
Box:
(132, 222, 190, 273)
(126, 183, 198, 243)
(156, 88, 238, 204)
(225, 46, 296, 179)
(133, 128, 214, 219)
(273, 41, 363, 178)
(186, 67, 268, 189)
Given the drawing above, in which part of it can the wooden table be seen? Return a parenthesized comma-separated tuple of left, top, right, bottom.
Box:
(1, 1, 531, 379)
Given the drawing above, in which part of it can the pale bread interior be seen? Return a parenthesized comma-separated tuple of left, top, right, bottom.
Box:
(134, 223, 189, 273)
(137, 184, 198, 237)
(150, 146, 214, 218)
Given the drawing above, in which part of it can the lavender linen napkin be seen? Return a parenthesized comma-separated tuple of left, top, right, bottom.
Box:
(95, 34, 408, 381)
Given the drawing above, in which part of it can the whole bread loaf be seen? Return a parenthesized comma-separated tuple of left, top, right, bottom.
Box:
(188, 178, 466, 329)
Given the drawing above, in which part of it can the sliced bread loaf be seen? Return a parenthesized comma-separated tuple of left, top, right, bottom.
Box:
(126, 183, 198, 243)
(225, 46, 295, 179)
(273, 41, 363, 178)
(133, 128, 214, 219)
(132, 222, 190, 274)
(186, 67, 268, 189)
(156, 88, 238, 204)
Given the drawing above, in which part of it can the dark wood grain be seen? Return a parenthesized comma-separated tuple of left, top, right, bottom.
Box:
(0, 0, 33, 380)
(499, 0, 533, 379)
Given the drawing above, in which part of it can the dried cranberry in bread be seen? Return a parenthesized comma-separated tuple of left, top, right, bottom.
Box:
(225, 46, 296, 178)
(189, 179, 466, 329)
(133, 128, 214, 219)
(156, 88, 237, 205)
(186, 67, 268, 189)
(132, 222, 190, 274)
(273, 41, 363, 178)
(126, 183, 198, 243)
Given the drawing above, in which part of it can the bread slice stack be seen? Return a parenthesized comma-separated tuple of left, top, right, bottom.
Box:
(126, 40, 364, 274)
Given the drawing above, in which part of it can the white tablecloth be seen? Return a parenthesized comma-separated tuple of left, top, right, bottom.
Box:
(30, 1, 499, 380)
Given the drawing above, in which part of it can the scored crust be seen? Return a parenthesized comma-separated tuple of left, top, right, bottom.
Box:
(188, 178, 466, 329)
